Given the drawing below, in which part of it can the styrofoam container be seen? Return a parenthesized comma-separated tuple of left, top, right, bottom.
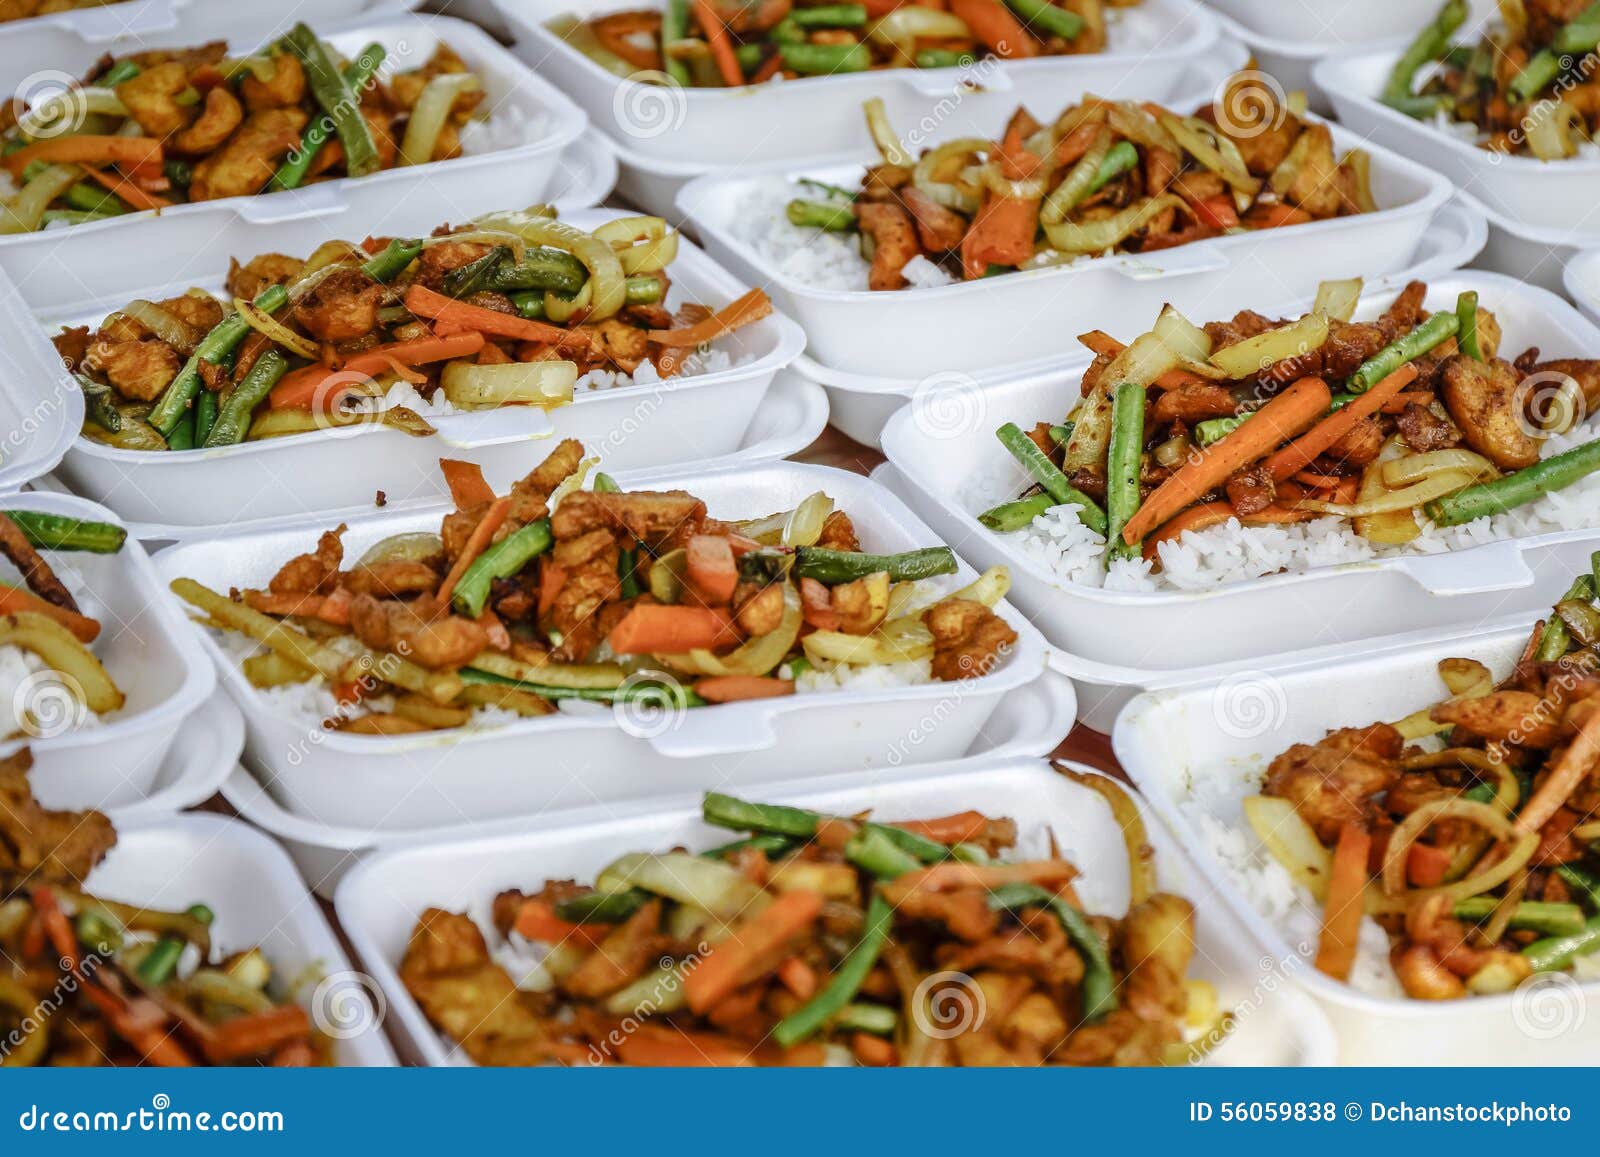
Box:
(337, 756, 1335, 1066)
(1563, 248, 1600, 329)
(30, 208, 803, 537)
(1113, 613, 1600, 1064)
(0, 491, 214, 810)
(0, 1, 419, 93)
(544, 131, 620, 211)
(152, 460, 1051, 830)
(224, 671, 1077, 899)
(496, 0, 1221, 165)
(0, 267, 81, 494)
(879, 271, 1600, 729)
(800, 197, 1487, 445)
(35, 365, 828, 543)
(425, 0, 508, 40)
(104, 690, 243, 826)
(1315, 47, 1600, 233)
(89, 813, 396, 1065)
(602, 48, 1248, 219)
(0, 17, 586, 274)
(680, 118, 1452, 379)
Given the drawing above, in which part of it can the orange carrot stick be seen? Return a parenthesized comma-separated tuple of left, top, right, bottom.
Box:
(267, 332, 486, 410)
(695, 0, 747, 86)
(433, 496, 509, 611)
(0, 585, 101, 642)
(514, 898, 613, 950)
(1315, 823, 1371, 981)
(202, 1004, 315, 1063)
(80, 165, 171, 211)
(647, 288, 773, 347)
(776, 956, 818, 1000)
(615, 1023, 757, 1066)
(607, 604, 737, 654)
(439, 458, 496, 509)
(890, 810, 990, 845)
(241, 588, 352, 626)
(2, 135, 163, 179)
(402, 284, 591, 352)
(684, 534, 738, 604)
(694, 676, 795, 703)
(1140, 502, 1315, 560)
(948, 0, 1037, 57)
(1120, 376, 1332, 545)
(1262, 364, 1418, 482)
(683, 890, 824, 1014)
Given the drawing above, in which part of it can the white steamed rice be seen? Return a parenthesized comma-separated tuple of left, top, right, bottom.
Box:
(960, 424, 1600, 593)
(0, 643, 104, 740)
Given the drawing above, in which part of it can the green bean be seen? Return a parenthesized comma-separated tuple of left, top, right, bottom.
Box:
(2, 511, 125, 554)
(1088, 141, 1139, 195)
(1535, 575, 1595, 661)
(1556, 3, 1600, 53)
(165, 409, 196, 451)
(626, 276, 665, 305)
(978, 493, 1053, 533)
(1105, 382, 1145, 561)
(1523, 915, 1600, 971)
(1509, 50, 1563, 104)
(1195, 414, 1250, 445)
(661, 0, 693, 85)
(792, 3, 867, 25)
(995, 422, 1108, 535)
(41, 209, 114, 226)
(147, 284, 288, 437)
(441, 245, 512, 298)
(135, 937, 185, 985)
(1453, 897, 1586, 936)
(770, 17, 806, 43)
(361, 238, 425, 284)
(988, 882, 1115, 1020)
(618, 548, 642, 598)
(915, 48, 970, 69)
(452, 519, 554, 618)
(845, 826, 922, 880)
(698, 833, 796, 860)
(458, 667, 701, 707)
(734, 42, 764, 73)
(786, 198, 857, 231)
(193, 387, 218, 446)
(702, 792, 820, 837)
(1425, 436, 1600, 527)
(1001, 0, 1084, 39)
(797, 177, 857, 201)
(73, 908, 123, 954)
(1382, 0, 1467, 103)
(1049, 422, 1073, 445)
(778, 42, 871, 74)
(1455, 290, 1482, 360)
(772, 894, 893, 1047)
(283, 25, 380, 179)
(187, 903, 216, 927)
(1557, 863, 1600, 911)
(1382, 92, 1457, 119)
(1348, 311, 1460, 392)
(163, 159, 192, 190)
(98, 59, 141, 87)
(202, 349, 289, 448)
(792, 545, 957, 583)
(831, 1002, 897, 1034)
(62, 182, 125, 215)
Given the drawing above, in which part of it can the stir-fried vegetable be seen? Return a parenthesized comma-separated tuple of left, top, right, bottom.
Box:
(60, 210, 767, 452)
(1248, 563, 1600, 999)
(782, 73, 1373, 290)
(399, 788, 1222, 1066)
(169, 441, 1019, 736)
(0, 27, 490, 231)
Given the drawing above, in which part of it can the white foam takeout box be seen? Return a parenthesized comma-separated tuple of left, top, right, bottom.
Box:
(152, 459, 1052, 830)
(21, 207, 804, 540)
(494, 0, 1223, 166)
(878, 270, 1600, 731)
(335, 756, 1337, 1066)
(85, 813, 397, 1066)
(678, 115, 1453, 381)
(1114, 612, 1600, 1064)
(222, 671, 1077, 899)
(0, 491, 214, 809)
(1315, 46, 1600, 234)
(0, 17, 587, 273)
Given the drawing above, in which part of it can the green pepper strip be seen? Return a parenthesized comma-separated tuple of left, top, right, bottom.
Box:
(283, 24, 381, 178)
(271, 42, 386, 190)
(1381, 0, 1467, 104)
(1523, 915, 1600, 971)
(1455, 290, 1482, 361)
(987, 881, 1117, 1021)
(791, 546, 957, 583)
(202, 350, 290, 449)
(978, 493, 1052, 532)
(996, 422, 1109, 534)
(2, 511, 125, 554)
(1002, 0, 1083, 39)
(1348, 311, 1460, 392)
(1104, 381, 1145, 561)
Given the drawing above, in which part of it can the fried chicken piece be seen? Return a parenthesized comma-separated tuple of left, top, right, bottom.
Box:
(1262, 723, 1402, 843)
(267, 525, 345, 595)
(295, 267, 385, 344)
(171, 85, 242, 155)
(400, 909, 555, 1066)
(1321, 415, 1385, 468)
(856, 201, 920, 292)
(413, 239, 492, 290)
(87, 336, 180, 402)
(504, 438, 586, 526)
(1527, 358, 1600, 414)
(114, 61, 192, 138)
(587, 318, 650, 374)
(226, 253, 303, 301)
(239, 53, 305, 110)
(1278, 123, 1343, 218)
(340, 560, 440, 599)
(551, 490, 708, 549)
(1152, 382, 1237, 425)
(1225, 463, 1275, 516)
(937, 907, 1085, 986)
(189, 108, 309, 201)
(891, 888, 999, 942)
(1376, 281, 1426, 341)
(815, 510, 861, 552)
(0, 750, 116, 891)
(560, 900, 666, 1000)
(158, 293, 225, 334)
(1438, 356, 1539, 470)
(1210, 73, 1299, 174)
(900, 187, 968, 252)
(924, 598, 1018, 681)
(1430, 689, 1563, 749)
(543, 530, 621, 662)
(348, 595, 489, 670)
(1396, 401, 1461, 452)
(0, 513, 77, 611)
